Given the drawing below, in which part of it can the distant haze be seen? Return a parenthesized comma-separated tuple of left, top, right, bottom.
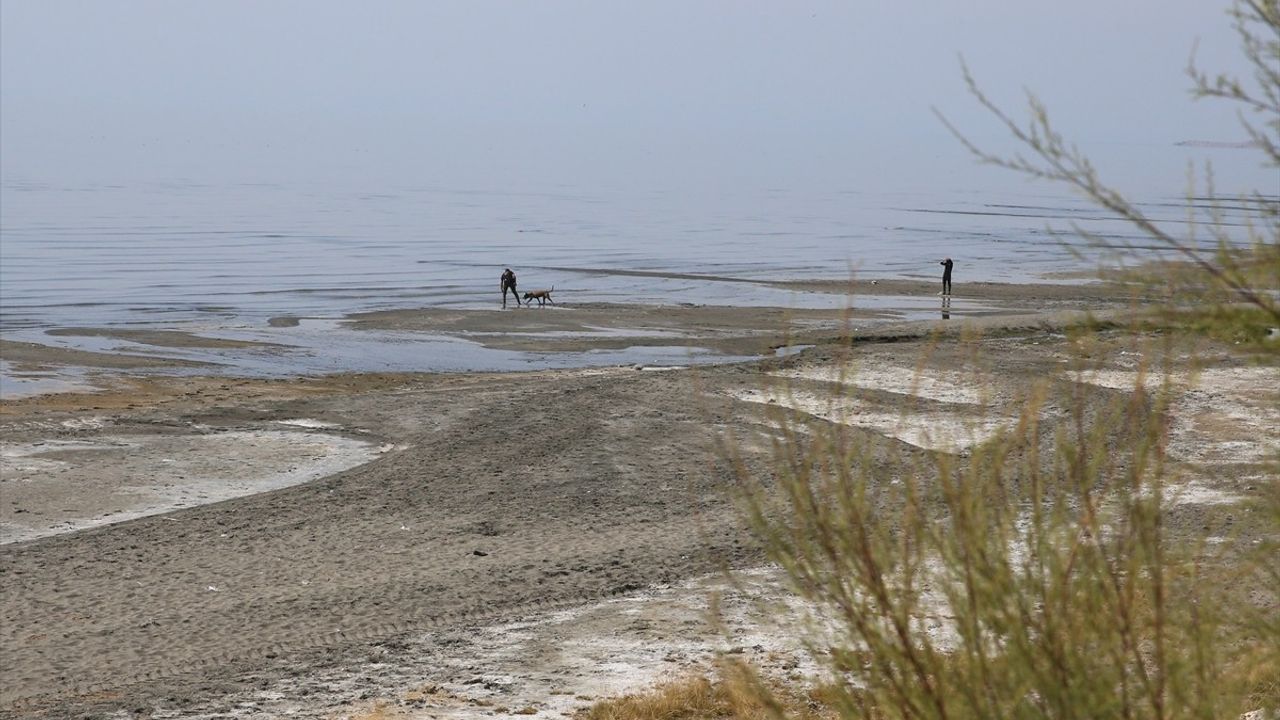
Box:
(1, 1, 1271, 197)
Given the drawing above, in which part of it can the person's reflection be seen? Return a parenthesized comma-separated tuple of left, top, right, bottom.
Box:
(941, 295, 952, 320)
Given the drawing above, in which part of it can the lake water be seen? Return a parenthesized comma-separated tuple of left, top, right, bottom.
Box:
(0, 179, 1255, 386)
(0, 179, 1210, 331)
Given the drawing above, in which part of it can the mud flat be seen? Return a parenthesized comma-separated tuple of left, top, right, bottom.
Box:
(2, 277, 1136, 385)
(1, 280, 1271, 719)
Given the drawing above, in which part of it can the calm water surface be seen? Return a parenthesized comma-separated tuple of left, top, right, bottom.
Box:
(0, 180, 1186, 331)
(0, 180, 1252, 388)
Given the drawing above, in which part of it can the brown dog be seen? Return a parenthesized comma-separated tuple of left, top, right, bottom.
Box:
(522, 286, 554, 307)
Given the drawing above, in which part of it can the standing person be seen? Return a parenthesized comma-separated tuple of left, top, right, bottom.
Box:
(940, 257, 954, 296)
(500, 268, 520, 308)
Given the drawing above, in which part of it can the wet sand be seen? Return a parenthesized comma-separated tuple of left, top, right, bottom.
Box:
(2, 279, 1270, 719)
(43, 328, 289, 350)
(3, 275, 1140, 383)
(0, 339, 219, 373)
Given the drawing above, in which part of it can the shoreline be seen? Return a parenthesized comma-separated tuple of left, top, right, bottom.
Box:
(7, 279, 1264, 720)
(0, 277, 1143, 398)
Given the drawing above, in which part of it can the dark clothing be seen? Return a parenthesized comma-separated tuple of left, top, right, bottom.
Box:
(940, 259, 953, 296)
(500, 270, 519, 307)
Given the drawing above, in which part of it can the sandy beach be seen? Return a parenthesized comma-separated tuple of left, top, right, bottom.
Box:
(2, 279, 1274, 719)
(5, 0, 1276, 714)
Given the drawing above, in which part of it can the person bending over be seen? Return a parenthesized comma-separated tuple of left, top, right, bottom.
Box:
(500, 268, 520, 308)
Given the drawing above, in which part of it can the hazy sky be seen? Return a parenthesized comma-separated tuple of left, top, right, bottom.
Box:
(1, 1, 1267, 196)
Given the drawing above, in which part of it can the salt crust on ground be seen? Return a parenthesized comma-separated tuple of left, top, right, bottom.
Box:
(1070, 366, 1280, 464)
(151, 562, 957, 720)
(730, 386, 1007, 453)
(1, 424, 387, 544)
(728, 362, 1007, 453)
(736, 362, 1275, 476)
(146, 567, 825, 720)
(3, 316, 1270, 718)
(773, 364, 992, 405)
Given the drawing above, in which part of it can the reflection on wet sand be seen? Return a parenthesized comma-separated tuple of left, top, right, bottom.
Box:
(0, 277, 1130, 395)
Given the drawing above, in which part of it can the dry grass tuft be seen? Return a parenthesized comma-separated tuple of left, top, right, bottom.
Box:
(578, 666, 833, 720)
(347, 700, 405, 720)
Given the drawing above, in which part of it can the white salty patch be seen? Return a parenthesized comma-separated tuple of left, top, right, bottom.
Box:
(1, 429, 385, 544)
(773, 364, 992, 405)
(275, 418, 343, 429)
(728, 387, 1006, 453)
(1070, 366, 1280, 464)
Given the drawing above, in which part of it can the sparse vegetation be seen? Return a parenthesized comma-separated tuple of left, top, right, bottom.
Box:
(936, 1, 1280, 340)
(577, 667, 835, 720)
(730, 326, 1278, 718)
(591, 2, 1278, 719)
(354, 5, 1274, 719)
(347, 700, 405, 720)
